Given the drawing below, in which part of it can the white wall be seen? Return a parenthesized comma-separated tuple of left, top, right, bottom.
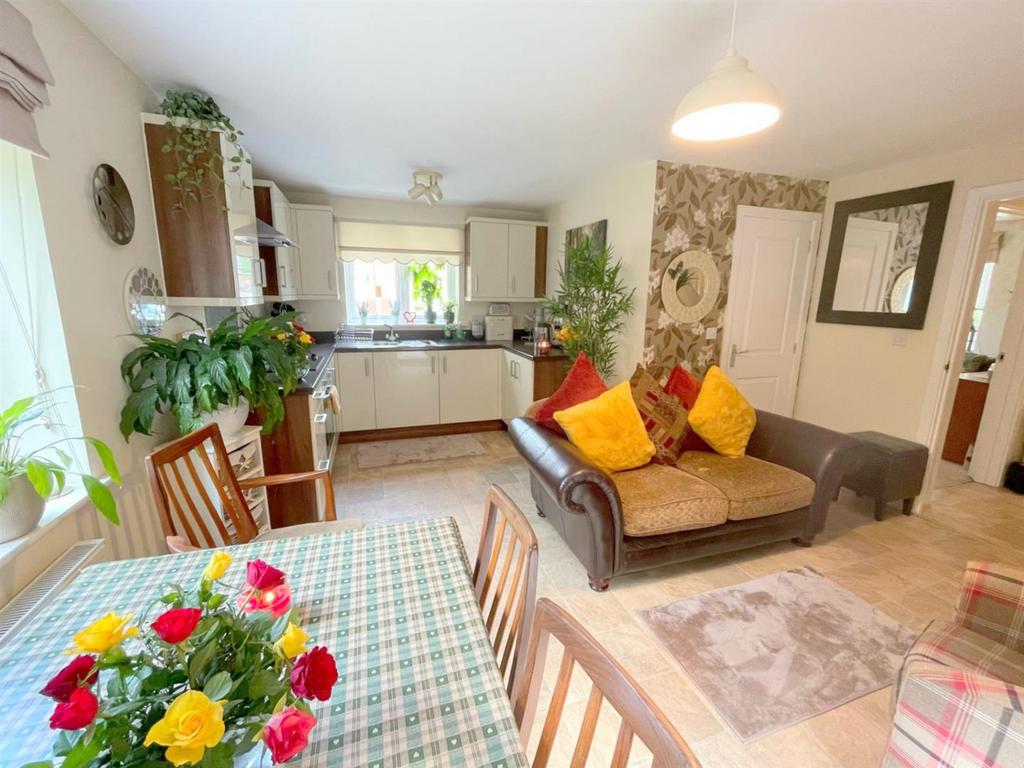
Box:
(1, 0, 172, 603)
(795, 135, 1024, 441)
(974, 219, 1024, 356)
(544, 162, 658, 383)
(282, 192, 545, 332)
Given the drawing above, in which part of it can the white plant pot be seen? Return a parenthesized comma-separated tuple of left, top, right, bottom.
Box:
(0, 474, 46, 544)
(198, 398, 250, 439)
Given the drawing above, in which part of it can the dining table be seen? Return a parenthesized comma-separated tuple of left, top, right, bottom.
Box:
(0, 518, 530, 767)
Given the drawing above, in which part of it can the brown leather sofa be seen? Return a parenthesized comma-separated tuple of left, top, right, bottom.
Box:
(509, 411, 861, 591)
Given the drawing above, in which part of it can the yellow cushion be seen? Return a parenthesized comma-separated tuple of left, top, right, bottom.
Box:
(554, 381, 656, 473)
(687, 366, 756, 458)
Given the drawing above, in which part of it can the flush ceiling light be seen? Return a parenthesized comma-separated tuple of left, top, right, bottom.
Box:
(408, 170, 443, 205)
(671, 0, 781, 142)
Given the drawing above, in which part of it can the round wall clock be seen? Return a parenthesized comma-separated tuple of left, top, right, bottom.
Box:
(661, 249, 721, 324)
(92, 163, 135, 245)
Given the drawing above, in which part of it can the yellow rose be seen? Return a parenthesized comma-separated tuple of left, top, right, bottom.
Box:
(202, 551, 232, 582)
(273, 622, 309, 659)
(145, 690, 225, 766)
(71, 612, 138, 654)
(298, 332, 313, 345)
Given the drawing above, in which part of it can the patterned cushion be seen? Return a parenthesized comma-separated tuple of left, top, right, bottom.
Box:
(675, 452, 815, 521)
(898, 621, 1024, 698)
(957, 561, 1024, 654)
(629, 365, 690, 464)
(884, 661, 1024, 768)
(611, 464, 727, 537)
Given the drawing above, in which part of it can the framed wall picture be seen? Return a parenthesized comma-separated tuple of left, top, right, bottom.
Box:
(565, 219, 607, 268)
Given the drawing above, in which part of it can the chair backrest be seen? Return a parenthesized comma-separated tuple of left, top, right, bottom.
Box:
(472, 485, 539, 698)
(145, 423, 260, 550)
(512, 598, 702, 768)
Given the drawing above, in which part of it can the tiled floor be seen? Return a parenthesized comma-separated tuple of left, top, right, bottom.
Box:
(332, 431, 1024, 767)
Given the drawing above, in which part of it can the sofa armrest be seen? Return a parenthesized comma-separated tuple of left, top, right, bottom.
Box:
(884, 661, 1024, 767)
(746, 410, 861, 535)
(957, 562, 1024, 654)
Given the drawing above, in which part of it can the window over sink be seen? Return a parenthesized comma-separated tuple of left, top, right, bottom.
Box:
(342, 260, 460, 326)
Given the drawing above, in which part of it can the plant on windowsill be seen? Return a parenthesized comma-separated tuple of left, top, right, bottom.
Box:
(159, 89, 249, 212)
(407, 263, 441, 324)
(0, 391, 121, 543)
(546, 236, 635, 378)
(357, 301, 369, 324)
(443, 300, 457, 325)
(119, 311, 310, 441)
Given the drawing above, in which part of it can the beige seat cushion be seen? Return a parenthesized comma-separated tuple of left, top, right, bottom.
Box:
(612, 464, 728, 537)
(255, 519, 364, 542)
(676, 452, 815, 521)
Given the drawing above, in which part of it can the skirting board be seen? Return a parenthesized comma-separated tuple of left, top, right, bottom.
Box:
(338, 420, 506, 444)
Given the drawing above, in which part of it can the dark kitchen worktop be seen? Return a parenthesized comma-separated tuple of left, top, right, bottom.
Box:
(332, 337, 569, 361)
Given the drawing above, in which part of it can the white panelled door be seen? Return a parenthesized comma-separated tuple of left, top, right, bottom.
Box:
(721, 206, 822, 415)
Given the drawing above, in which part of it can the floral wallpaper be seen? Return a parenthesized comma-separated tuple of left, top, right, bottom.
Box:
(850, 202, 928, 310)
(643, 161, 828, 379)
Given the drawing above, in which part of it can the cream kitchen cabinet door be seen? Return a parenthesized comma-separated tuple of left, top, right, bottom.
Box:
(439, 349, 500, 423)
(292, 205, 339, 299)
(507, 224, 537, 299)
(501, 350, 534, 425)
(335, 352, 376, 432)
(465, 220, 509, 300)
(373, 351, 439, 428)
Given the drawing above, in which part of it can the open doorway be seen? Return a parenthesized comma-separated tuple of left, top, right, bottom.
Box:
(936, 196, 1024, 488)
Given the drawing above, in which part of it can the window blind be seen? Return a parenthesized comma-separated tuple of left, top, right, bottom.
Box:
(336, 220, 463, 266)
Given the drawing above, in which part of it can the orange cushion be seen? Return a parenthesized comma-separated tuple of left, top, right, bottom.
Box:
(533, 352, 606, 436)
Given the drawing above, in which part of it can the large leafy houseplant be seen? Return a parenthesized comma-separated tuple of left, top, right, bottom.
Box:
(31, 552, 336, 767)
(0, 391, 122, 526)
(159, 89, 249, 211)
(546, 237, 635, 378)
(407, 263, 441, 323)
(119, 312, 310, 440)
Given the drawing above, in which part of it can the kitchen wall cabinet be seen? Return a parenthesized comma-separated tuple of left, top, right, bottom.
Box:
(335, 352, 377, 432)
(142, 113, 262, 306)
(465, 218, 547, 301)
(292, 205, 340, 300)
(501, 350, 535, 425)
(439, 349, 501, 423)
(373, 351, 440, 429)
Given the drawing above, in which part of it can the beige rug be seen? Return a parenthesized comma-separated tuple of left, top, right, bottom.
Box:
(640, 566, 916, 742)
(354, 434, 487, 470)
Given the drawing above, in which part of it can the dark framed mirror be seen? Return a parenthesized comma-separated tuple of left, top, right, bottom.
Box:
(816, 181, 954, 329)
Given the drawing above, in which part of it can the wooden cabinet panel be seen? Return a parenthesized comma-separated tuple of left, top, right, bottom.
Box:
(507, 224, 537, 299)
(440, 349, 500, 423)
(373, 351, 439, 428)
(336, 352, 377, 432)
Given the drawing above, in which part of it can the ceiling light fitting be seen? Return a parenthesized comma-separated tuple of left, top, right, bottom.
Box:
(671, 0, 782, 142)
(408, 170, 443, 205)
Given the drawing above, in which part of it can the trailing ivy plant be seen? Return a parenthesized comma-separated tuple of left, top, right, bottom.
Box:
(159, 89, 249, 211)
(546, 237, 635, 378)
(119, 311, 308, 440)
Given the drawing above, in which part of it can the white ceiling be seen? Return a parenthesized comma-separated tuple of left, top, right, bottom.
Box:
(64, 0, 1024, 209)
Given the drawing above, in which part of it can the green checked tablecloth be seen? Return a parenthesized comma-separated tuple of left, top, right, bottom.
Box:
(0, 518, 529, 767)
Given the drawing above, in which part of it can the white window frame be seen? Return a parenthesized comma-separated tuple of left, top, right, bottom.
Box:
(342, 260, 460, 326)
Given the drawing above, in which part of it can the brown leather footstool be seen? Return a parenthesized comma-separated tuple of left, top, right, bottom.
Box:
(842, 431, 929, 520)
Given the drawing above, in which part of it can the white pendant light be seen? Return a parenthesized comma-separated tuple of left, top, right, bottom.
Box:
(408, 170, 444, 205)
(671, 0, 781, 142)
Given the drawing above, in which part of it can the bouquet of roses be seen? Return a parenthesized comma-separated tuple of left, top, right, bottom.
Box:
(29, 553, 337, 767)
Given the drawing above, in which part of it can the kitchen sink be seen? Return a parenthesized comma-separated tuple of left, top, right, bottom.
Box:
(368, 339, 437, 347)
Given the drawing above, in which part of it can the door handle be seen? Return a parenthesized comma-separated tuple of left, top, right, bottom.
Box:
(313, 413, 327, 424)
(431, 356, 436, 374)
(257, 258, 267, 287)
(279, 264, 287, 288)
(730, 344, 739, 367)
(474, 274, 479, 293)
(442, 355, 447, 374)
(364, 358, 370, 376)
(511, 275, 516, 292)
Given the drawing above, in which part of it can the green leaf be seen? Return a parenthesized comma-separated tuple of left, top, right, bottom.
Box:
(85, 437, 122, 485)
(19, 762, 53, 768)
(189, 639, 218, 682)
(61, 735, 100, 768)
(51, 469, 65, 494)
(0, 395, 35, 439)
(83, 475, 119, 525)
(203, 670, 232, 700)
(0, 474, 8, 504)
(197, 742, 234, 768)
(247, 668, 284, 699)
(25, 460, 53, 498)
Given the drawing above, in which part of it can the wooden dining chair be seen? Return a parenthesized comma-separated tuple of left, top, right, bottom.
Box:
(146, 423, 361, 553)
(472, 485, 539, 698)
(511, 598, 703, 768)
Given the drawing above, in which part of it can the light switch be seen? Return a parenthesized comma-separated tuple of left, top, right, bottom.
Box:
(705, 327, 718, 340)
(892, 331, 909, 347)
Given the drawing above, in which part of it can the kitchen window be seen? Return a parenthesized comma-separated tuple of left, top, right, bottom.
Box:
(336, 220, 463, 326)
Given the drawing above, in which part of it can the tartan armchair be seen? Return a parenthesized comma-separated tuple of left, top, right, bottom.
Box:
(884, 562, 1024, 767)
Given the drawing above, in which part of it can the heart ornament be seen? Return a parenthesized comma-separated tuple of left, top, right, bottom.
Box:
(402, 311, 416, 324)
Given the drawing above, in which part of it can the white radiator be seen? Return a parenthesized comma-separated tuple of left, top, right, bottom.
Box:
(0, 539, 107, 647)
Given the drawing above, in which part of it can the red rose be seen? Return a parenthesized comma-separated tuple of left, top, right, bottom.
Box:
(40, 655, 98, 701)
(290, 646, 338, 701)
(263, 707, 316, 764)
(246, 559, 286, 590)
(49, 687, 98, 730)
(151, 607, 203, 644)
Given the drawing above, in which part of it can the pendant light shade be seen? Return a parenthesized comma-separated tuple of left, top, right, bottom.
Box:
(671, 2, 782, 142)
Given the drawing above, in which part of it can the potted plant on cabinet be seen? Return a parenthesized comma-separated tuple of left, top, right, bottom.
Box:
(546, 237, 635, 378)
(0, 391, 121, 543)
(119, 311, 311, 441)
